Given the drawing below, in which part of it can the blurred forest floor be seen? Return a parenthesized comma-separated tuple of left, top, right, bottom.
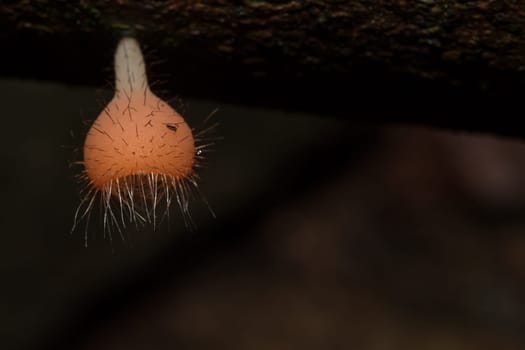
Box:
(81, 128, 525, 350)
(0, 79, 524, 350)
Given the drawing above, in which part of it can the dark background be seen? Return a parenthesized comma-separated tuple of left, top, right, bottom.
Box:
(2, 77, 525, 350)
(2, 1, 525, 350)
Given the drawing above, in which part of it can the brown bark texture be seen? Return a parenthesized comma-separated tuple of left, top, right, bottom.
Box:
(1, 1, 525, 136)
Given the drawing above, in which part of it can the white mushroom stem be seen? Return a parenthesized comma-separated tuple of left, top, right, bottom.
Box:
(114, 37, 149, 96)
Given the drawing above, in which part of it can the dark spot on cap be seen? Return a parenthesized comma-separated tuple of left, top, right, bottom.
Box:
(166, 123, 178, 132)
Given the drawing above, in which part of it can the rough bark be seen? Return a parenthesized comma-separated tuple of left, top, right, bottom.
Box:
(2, 1, 525, 136)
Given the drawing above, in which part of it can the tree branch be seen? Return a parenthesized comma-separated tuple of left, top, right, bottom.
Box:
(2, 1, 525, 136)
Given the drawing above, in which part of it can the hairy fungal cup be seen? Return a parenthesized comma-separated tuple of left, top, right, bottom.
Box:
(73, 37, 214, 244)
